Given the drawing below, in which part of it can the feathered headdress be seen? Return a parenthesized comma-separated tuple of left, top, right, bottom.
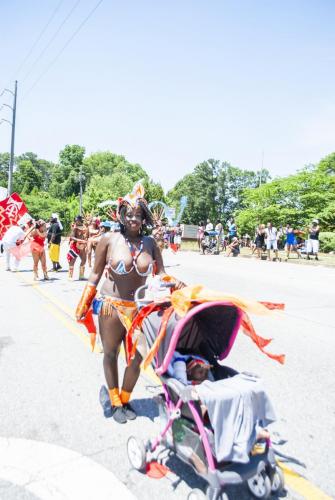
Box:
(98, 181, 149, 222)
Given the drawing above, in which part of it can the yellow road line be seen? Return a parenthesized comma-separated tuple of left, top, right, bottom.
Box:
(19, 272, 332, 500)
(44, 302, 91, 348)
(278, 461, 332, 500)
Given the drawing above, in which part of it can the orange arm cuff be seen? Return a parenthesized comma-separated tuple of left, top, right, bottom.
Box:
(75, 283, 97, 320)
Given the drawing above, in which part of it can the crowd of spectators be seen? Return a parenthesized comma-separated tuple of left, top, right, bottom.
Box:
(197, 218, 321, 261)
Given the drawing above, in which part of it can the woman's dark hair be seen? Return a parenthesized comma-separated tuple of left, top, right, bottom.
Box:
(118, 201, 154, 235)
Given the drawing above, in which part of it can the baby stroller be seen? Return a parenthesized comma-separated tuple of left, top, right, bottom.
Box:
(126, 284, 284, 500)
(201, 231, 219, 255)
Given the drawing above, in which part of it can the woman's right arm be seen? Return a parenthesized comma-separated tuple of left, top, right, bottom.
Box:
(75, 234, 111, 320)
(87, 233, 110, 286)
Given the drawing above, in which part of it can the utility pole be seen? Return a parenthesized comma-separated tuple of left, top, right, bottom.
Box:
(8, 80, 18, 196)
(0, 81, 18, 195)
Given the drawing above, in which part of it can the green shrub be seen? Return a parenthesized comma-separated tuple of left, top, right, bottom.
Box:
(319, 232, 335, 253)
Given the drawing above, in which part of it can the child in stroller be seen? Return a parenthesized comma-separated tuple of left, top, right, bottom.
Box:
(126, 283, 285, 500)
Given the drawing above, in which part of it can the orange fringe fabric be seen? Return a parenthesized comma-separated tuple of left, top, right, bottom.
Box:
(126, 285, 286, 366)
(143, 306, 174, 369)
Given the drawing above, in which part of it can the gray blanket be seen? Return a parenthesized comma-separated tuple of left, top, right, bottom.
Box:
(196, 373, 276, 464)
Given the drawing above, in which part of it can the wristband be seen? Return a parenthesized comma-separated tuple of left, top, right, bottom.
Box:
(75, 283, 97, 320)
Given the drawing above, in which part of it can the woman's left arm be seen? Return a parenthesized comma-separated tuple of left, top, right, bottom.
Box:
(151, 237, 186, 289)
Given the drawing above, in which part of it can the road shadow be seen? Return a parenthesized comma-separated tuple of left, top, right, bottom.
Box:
(162, 451, 289, 499)
(129, 398, 159, 421)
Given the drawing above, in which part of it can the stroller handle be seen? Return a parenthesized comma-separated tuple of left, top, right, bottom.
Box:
(134, 282, 175, 309)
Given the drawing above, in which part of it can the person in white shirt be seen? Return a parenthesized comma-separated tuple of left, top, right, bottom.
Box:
(265, 222, 279, 260)
(205, 219, 213, 231)
(2, 224, 26, 271)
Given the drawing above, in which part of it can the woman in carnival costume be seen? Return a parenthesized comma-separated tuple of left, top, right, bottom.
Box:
(31, 219, 49, 281)
(87, 216, 101, 268)
(75, 182, 185, 424)
(67, 215, 89, 280)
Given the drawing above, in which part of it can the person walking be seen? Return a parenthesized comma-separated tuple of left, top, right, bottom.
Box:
(2, 224, 25, 271)
(48, 214, 62, 271)
(31, 220, 49, 280)
(265, 222, 279, 261)
(67, 215, 88, 280)
(307, 219, 320, 260)
(75, 183, 185, 424)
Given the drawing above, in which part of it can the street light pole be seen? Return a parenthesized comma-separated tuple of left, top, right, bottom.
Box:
(79, 163, 83, 216)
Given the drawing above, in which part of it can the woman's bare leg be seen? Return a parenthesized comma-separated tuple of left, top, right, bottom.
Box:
(79, 249, 87, 280)
(32, 251, 40, 280)
(40, 251, 48, 279)
(122, 349, 142, 394)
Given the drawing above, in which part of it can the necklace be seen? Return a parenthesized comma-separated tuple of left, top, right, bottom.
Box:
(125, 236, 144, 264)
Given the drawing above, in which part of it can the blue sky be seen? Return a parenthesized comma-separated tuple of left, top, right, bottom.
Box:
(1, 0, 334, 190)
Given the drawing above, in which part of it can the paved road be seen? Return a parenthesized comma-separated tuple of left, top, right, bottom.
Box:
(0, 248, 334, 500)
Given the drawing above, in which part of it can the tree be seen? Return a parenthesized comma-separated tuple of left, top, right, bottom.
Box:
(168, 159, 270, 224)
(0, 153, 9, 187)
(235, 159, 335, 234)
(49, 144, 86, 199)
(13, 160, 43, 194)
(16, 152, 55, 191)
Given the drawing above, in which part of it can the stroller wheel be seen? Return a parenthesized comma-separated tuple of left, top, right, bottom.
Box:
(127, 436, 147, 472)
(270, 466, 285, 493)
(247, 471, 271, 498)
(187, 488, 207, 500)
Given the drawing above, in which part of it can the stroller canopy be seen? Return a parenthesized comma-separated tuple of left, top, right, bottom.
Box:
(142, 301, 242, 375)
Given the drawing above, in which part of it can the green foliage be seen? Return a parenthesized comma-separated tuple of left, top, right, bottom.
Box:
(1, 144, 334, 245)
(0, 153, 10, 187)
(13, 160, 43, 194)
(235, 154, 335, 236)
(319, 232, 335, 253)
(167, 159, 270, 224)
(49, 144, 86, 199)
(23, 191, 73, 232)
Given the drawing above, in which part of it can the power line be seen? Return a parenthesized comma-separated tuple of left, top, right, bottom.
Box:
(22, 0, 104, 100)
(21, 0, 82, 84)
(10, 0, 65, 80)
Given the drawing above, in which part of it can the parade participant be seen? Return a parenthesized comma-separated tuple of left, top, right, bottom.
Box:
(67, 215, 88, 280)
(31, 220, 49, 281)
(48, 214, 62, 271)
(2, 223, 25, 271)
(152, 220, 165, 251)
(75, 182, 185, 424)
(100, 221, 112, 233)
(174, 223, 182, 251)
(307, 219, 320, 261)
(87, 216, 101, 268)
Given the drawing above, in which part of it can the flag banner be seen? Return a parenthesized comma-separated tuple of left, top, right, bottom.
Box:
(0, 193, 28, 239)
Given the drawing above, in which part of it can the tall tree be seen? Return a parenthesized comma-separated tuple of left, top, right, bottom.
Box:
(49, 144, 86, 199)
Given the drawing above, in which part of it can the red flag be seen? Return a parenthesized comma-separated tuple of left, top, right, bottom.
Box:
(0, 193, 28, 239)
